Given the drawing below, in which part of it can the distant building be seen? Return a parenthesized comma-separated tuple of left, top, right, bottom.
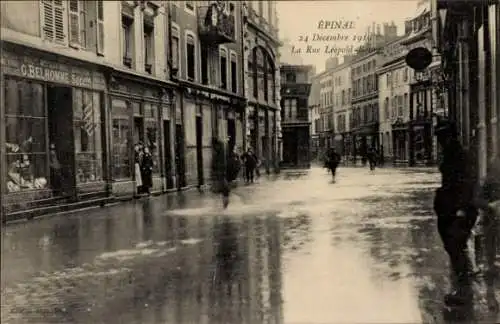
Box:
(331, 62, 352, 158)
(377, 35, 410, 163)
(280, 64, 314, 168)
(309, 75, 321, 160)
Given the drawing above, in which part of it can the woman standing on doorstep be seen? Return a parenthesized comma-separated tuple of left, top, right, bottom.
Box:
(141, 146, 154, 195)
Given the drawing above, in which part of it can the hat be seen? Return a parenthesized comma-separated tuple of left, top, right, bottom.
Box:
(434, 119, 457, 137)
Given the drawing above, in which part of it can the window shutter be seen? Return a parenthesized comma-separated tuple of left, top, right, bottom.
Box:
(68, 0, 80, 46)
(96, 0, 104, 55)
(42, 0, 55, 40)
(54, 0, 66, 43)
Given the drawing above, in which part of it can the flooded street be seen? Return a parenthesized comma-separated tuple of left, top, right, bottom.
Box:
(1, 166, 499, 324)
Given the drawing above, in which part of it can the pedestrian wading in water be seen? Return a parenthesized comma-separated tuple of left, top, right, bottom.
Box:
(211, 138, 231, 209)
(241, 148, 258, 184)
(325, 147, 341, 181)
(433, 119, 478, 306)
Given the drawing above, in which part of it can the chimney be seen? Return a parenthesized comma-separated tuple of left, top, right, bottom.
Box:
(372, 22, 376, 36)
(377, 24, 381, 35)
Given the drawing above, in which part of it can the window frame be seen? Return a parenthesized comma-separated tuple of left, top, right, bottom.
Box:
(4, 77, 50, 193)
(230, 51, 238, 93)
(185, 31, 197, 81)
(219, 47, 228, 90)
(122, 14, 134, 67)
(171, 24, 181, 76)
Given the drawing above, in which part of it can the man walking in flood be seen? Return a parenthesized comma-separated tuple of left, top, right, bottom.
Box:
(325, 146, 341, 181)
(241, 148, 257, 184)
(211, 137, 230, 209)
(433, 120, 478, 305)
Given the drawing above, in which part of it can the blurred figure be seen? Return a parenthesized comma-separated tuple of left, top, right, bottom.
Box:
(49, 143, 63, 196)
(433, 120, 478, 306)
(241, 148, 257, 184)
(134, 143, 144, 194)
(141, 146, 154, 195)
(212, 138, 230, 208)
(325, 146, 341, 181)
(367, 146, 377, 171)
(226, 146, 241, 184)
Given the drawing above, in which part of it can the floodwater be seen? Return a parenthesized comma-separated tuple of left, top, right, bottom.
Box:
(1, 166, 499, 323)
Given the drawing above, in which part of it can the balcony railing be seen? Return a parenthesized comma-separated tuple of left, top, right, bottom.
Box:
(197, 5, 235, 45)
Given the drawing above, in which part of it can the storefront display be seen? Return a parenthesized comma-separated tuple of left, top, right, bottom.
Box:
(144, 103, 160, 175)
(73, 88, 103, 184)
(4, 78, 49, 193)
(111, 98, 131, 180)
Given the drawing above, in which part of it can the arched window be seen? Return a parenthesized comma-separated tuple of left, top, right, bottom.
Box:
(264, 52, 275, 102)
(255, 48, 265, 100)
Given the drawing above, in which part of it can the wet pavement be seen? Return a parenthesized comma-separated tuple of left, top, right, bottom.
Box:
(1, 166, 499, 324)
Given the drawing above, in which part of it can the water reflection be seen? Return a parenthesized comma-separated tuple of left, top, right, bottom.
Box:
(1, 207, 284, 324)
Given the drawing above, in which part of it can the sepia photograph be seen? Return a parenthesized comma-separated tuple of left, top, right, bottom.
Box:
(0, 0, 499, 323)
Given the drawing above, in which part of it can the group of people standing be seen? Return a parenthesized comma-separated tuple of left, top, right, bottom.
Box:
(134, 142, 154, 195)
(211, 137, 262, 208)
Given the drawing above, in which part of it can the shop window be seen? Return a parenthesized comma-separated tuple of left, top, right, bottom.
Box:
(5, 79, 49, 193)
(144, 103, 160, 175)
(186, 34, 196, 81)
(73, 89, 103, 184)
(112, 99, 131, 180)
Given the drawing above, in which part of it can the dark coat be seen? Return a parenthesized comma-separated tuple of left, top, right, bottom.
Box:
(326, 149, 340, 169)
(140, 153, 154, 188)
(242, 152, 257, 169)
(433, 140, 477, 218)
(226, 151, 241, 182)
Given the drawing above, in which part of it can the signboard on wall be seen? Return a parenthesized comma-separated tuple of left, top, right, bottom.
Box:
(1, 51, 105, 91)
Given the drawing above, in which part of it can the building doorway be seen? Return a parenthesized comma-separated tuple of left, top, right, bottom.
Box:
(163, 120, 174, 189)
(175, 124, 185, 189)
(134, 117, 144, 145)
(47, 85, 76, 198)
(195, 116, 203, 187)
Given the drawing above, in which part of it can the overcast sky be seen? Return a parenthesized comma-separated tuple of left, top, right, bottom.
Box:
(277, 0, 421, 72)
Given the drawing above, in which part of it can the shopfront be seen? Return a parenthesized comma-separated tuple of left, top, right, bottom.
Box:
(392, 119, 408, 163)
(1, 45, 107, 217)
(108, 73, 174, 197)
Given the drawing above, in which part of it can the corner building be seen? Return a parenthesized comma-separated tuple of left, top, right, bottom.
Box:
(243, 1, 281, 174)
(1, 0, 116, 220)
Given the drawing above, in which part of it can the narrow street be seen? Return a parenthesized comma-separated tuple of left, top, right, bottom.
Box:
(1, 166, 499, 324)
